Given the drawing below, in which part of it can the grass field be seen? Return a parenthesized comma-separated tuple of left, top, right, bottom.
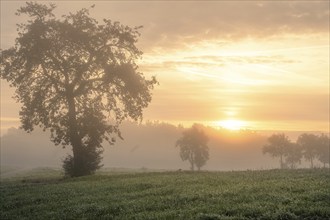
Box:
(1, 168, 329, 220)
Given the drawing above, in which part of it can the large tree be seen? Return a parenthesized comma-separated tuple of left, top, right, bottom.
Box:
(0, 2, 157, 176)
(263, 133, 291, 169)
(176, 124, 209, 171)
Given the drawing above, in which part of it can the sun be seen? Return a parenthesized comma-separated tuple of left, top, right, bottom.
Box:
(215, 119, 247, 131)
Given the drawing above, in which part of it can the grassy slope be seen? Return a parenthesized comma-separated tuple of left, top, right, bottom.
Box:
(1, 169, 329, 220)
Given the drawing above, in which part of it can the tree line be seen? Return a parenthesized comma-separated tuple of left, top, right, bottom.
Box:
(263, 133, 329, 169)
(175, 125, 329, 171)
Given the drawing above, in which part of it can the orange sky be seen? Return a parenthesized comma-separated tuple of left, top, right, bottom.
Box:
(1, 1, 329, 133)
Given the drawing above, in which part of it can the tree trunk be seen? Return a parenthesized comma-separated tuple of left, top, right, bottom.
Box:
(67, 92, 84, 177)
(191, 162, 195, 171)
(280, 154, 283, 169)
(310, 158, 314, 169)
(189, 152, 195, 171)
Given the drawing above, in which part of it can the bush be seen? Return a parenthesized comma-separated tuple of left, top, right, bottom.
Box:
(62, 145, 103, 177)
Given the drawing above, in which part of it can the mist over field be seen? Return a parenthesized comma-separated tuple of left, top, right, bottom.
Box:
(1, 121, 319, 171)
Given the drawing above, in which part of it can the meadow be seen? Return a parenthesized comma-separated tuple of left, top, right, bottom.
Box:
(1, 168, 329, 220)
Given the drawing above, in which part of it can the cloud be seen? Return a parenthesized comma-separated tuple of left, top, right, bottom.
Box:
(234, 93, 329, 121)
(145, 86, 329, 126)
(2, 1, 328, 50)
(128, 1, 330, 50)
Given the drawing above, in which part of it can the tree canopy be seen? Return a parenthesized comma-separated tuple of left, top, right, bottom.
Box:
(297, 133, 321, 168)
(263, 133, 291, 169)
(0, 2, 157, 176)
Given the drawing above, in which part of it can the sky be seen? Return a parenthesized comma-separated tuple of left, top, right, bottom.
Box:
(1, 1, 329, 134)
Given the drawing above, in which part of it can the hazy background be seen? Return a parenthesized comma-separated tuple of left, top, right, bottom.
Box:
(1, 121, 320, 171)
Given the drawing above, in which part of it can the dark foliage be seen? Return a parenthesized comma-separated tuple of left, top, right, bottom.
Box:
(0, 2, 157, 177)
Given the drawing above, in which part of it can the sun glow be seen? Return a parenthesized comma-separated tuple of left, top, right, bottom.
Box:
(215, 119, 247, 131)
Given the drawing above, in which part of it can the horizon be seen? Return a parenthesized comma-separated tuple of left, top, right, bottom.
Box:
(1, 119, 328, 142)
(1, 120, 326, 171)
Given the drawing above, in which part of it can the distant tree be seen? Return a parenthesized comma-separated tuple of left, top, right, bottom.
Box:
(285, 142, 302, 169)
(0, 2, 157, 177)
(297, 133, 319, 168)
(176, 124, 209, 171)
(263, 133, 291, 169)
(316, 134, 329, 168)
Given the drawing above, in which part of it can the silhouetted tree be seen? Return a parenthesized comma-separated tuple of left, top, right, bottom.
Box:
(285, 142, 302, 169)
(297, 133, 319, 168)
(316, 134, 329, 168)
(263, 133, 291, 169)
(176, 124, 209, 171)
(0, 2, 157, 177)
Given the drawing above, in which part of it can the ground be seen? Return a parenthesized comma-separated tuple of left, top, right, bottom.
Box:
(1, 168, 329, 219)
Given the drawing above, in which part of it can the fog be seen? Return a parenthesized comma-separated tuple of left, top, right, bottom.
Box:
(2, 121, 320, 171)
